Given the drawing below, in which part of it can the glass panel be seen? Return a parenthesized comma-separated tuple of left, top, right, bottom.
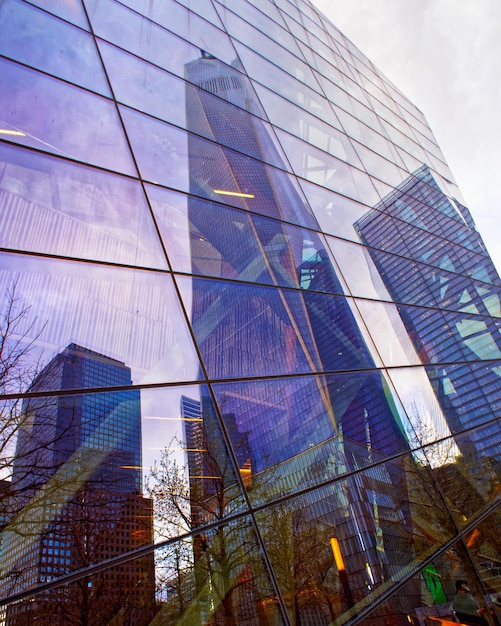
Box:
(86, 0, 235, 64)
(144, 386, 250, 536)
(0, 58, 135, 175)
(175, 0, 222, 24)
(143, 519, 286, 625)
(281, 8, 329, 49)
(89, 0, 205, 79)
(0, 143, 167, 268)
(27, 0, 89, 28)
(386, 366, 458, 449)
(254, 81, 343, 135)
(0, 0, 110, 95)
(395, 301, 501, 364)
(233, 42, 333, 121)
(419, 428, 501, 532)
(2, 526, 158, 624)
(258, 91, 362, 167)
(179, 277, 383, 380)
(0, 255, 200, 388)
(122, 107, 318, 229)
(273, 0, 302, 22)
(183, 63, 288, 168)
(211, 370, 410, 500)
(328, 237, 398, 302)
(460, 510, 501, 622)
(424, 364, 501, 452)
(147, 185, 346, 290)
(354, 300, 423, 367)
(98, 41, 187, 127)
(215, 0, 286, 45)
(255, 453, 417, 626)
(352, 142, 408, 188)
(276, 128, 380, 205)
(215, 3, 302, 66)
(178, 277, 318, 379)
(335, 107, 400, 164)
(118, 0, 236, 64)
(300, 179, 374, 241)
(102, 43, 267, 139)
(373, 561, 453, 626)
(377, 544, 501, 626)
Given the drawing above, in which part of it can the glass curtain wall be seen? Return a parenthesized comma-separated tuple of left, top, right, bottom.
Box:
(0, 0, 500, 625)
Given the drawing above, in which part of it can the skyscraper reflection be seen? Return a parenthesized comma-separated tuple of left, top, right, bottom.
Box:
(3, 344, 155, 626)
(356, 165, 501, 461)
(185, 52, 415, 621)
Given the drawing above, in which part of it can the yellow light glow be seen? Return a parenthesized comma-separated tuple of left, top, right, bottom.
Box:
(0, 129, 26, 136)
(330, 537, 345, 571)
(213, 189, 255, 199)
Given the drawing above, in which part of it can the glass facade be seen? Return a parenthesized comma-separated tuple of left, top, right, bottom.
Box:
(0, 1, 499, 625)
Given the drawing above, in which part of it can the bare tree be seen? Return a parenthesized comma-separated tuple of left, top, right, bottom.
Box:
(397, 420, 501, 626)
(0, 280, 44, 485)
(0, 287, 157, 625)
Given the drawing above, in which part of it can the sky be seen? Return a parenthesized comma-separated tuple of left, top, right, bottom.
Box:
(312, 0, 501, 273)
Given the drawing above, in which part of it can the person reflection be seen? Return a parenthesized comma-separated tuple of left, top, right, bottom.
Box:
(452, 580, 488, 625)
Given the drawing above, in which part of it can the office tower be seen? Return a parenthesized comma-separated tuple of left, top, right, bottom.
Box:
(355, 165, 501, 460)
(0, 1, 500, 625)
(184, 53, 415, 620)
(3, 345, 155, 625)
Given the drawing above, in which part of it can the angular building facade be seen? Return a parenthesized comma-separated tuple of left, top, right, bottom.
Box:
(0, 1, 500, 625)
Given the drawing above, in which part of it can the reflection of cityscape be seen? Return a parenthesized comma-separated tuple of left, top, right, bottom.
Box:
(3, 344, 155, 625)
(1, 2, 501, 624)
(356, 165, 501, 459)
(185, 53, 416, 622)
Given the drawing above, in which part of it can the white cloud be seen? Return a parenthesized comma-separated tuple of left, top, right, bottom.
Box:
(312, 0, 501, 271)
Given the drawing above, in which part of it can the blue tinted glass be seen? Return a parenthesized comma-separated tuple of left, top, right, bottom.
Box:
(0, 0, 109, 95)
(27, 0, 88, 28)
(87, 0, 234, 65)
(213, 370, 409, 483)
(0, 59, 135, 174)
(122, 107, 318, 229)
(148, 185, 340, 288)
(0, 143, 167, 268)
(0, 254, 200, 388)
(98, 42, 186, 127)
(179, 277, 376, 379)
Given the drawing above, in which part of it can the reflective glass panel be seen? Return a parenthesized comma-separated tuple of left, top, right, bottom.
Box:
(0, 59, 135, 175)
(86, 0, 234, 65)
(122, 107, 318, 229)
(27, 0, 89, 28)
(178, 277, 381, 380)
(2, 510, 158, 622)
(254, 453, 417, 626)
(146, 517, 286, 625)
(0, 143, 167, 268)
(0, 255, 200, 387)
(276, 128, 380, 205)
(211, 369, 410, 498)
(147, 185, 346, 290)
(0, 0, 109, 95)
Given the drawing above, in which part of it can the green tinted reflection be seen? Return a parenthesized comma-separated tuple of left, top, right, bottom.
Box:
(151, 518, 285, 625)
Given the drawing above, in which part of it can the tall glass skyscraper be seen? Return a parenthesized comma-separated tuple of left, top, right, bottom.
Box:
(2, 344, 155, 625)
(0, 1, 499, 625)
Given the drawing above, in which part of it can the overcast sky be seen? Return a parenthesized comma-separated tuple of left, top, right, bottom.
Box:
(312, 0, 501, 273)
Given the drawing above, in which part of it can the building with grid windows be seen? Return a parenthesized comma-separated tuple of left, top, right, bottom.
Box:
(2, 345, 155, 625)
(0, 1, 500, 625)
